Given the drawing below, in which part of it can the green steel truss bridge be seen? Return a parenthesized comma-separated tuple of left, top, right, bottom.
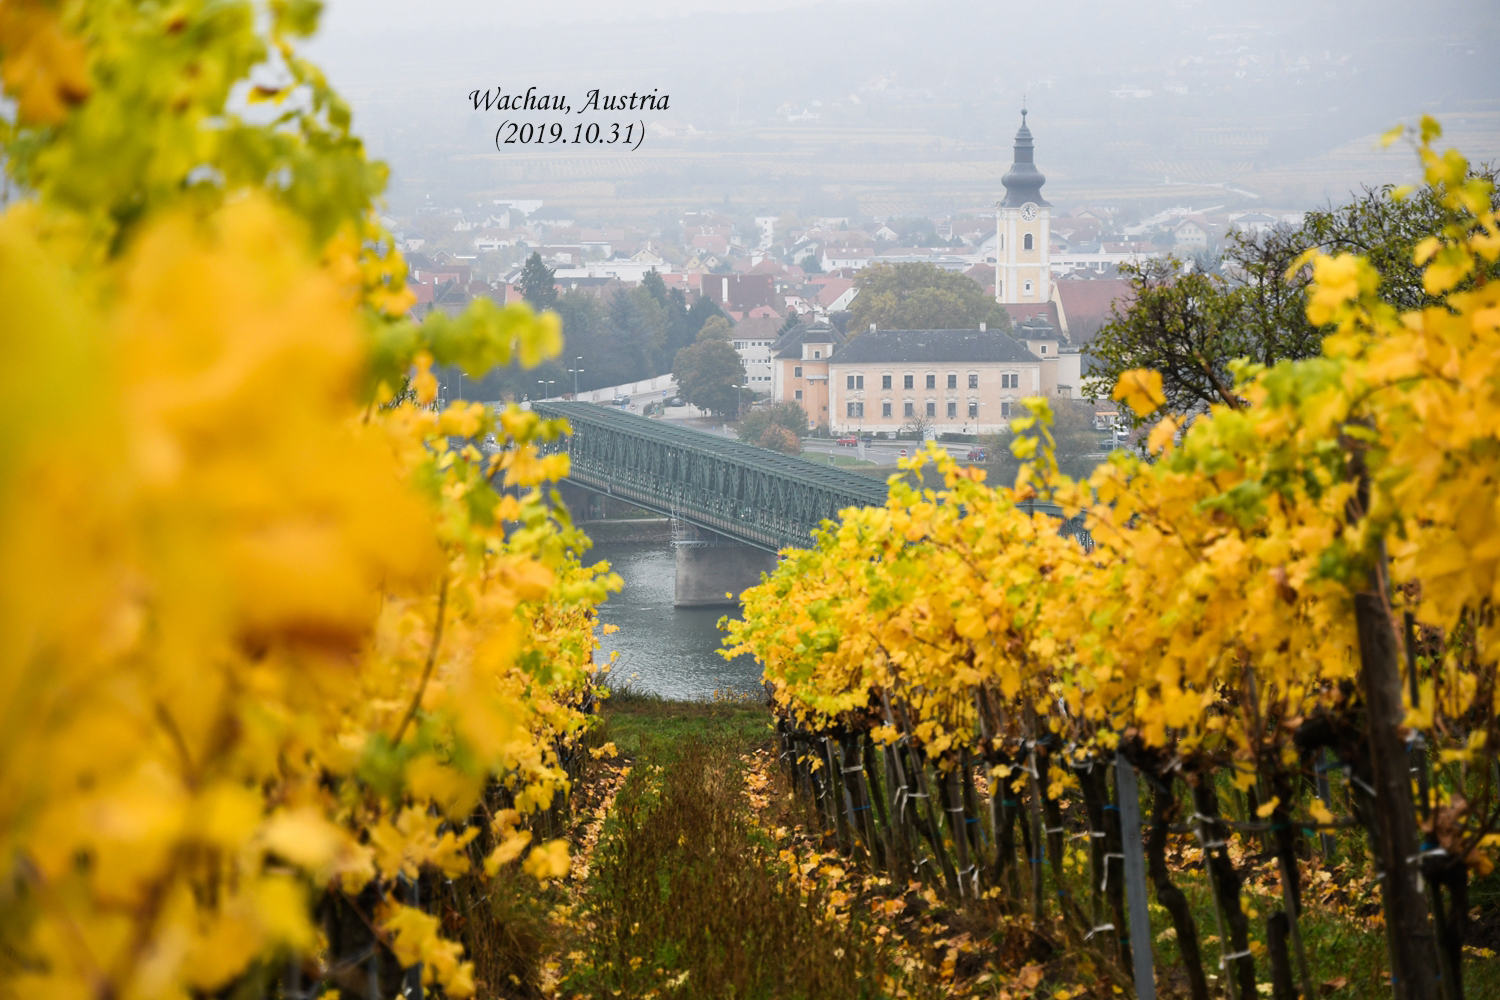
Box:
(530, 402, 890, 552)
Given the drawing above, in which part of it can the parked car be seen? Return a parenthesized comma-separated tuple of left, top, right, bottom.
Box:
(665, 396, 685, 407)
(612, 394, 631, 406)
(967, 447, 987, 461)
(836, 435, 859, 446)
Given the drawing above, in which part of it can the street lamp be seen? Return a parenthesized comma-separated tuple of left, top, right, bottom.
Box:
(736, 381, 751, 419)
(567, 357, 584, 399)
(538, 379, 556, 400)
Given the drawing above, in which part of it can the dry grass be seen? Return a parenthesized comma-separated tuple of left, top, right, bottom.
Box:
(560, 734, 912, 999)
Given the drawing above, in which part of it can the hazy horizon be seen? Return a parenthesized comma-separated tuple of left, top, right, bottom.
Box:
(306, 0, 1500, 221)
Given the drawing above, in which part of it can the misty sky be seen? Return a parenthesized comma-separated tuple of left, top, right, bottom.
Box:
(306, 0, 1500, 219)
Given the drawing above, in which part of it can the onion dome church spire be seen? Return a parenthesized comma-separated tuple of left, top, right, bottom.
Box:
(994, 106, 1051, 305)
(999, 108, 1049, 208)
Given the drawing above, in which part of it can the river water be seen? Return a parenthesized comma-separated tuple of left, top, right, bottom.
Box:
(584, 543, 765, 700)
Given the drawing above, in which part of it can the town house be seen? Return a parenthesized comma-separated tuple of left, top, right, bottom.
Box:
(824, 328, 1053, 437)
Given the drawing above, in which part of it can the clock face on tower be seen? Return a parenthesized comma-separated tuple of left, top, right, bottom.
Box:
(1020, 203, 1038, 222)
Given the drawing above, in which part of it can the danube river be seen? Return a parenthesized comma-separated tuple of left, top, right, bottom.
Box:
(584, 543, 765, 700)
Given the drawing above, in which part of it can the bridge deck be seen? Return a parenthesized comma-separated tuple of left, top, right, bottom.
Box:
(532, 402, 889, 551)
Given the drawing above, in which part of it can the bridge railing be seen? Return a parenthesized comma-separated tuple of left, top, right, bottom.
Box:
(531, 402, 890, 551)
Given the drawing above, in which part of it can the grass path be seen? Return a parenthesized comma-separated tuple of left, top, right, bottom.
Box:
(507, 695, 1499, 1000)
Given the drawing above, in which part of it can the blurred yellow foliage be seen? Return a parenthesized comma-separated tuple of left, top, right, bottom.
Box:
(0, 1, 614, 997)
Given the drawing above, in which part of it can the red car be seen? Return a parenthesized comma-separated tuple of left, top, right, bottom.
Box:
(836, 435, 859, 446)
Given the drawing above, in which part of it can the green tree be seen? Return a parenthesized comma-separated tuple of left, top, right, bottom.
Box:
(697, 315, 733, 342)
(519, 252, 558, 310)
(672, 338, 745, 418)
(850, 263, 1012, 333)
(981, 398, 1103, 486)
(1297, 167, 1500, 311)
(1087, 169, 1500, 424)
(608, 284, 669, 373)
(757, 425, 802, 455)
(737, 401, 809, 448)
(686, 293, 728, 340)
(1082, 258, 1256, 418)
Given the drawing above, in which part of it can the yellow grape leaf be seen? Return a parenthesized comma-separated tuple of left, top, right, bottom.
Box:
(1255, 796, 1280, 818)
(262, 808, 346, 875)
(0, 8, 91, 125)
(1147, 416, 1180, 454)
(1112, 369, 1166, 416)
(406, 754, 485, 820)
(483, 830, 533, 876)
(1308, 800, 1336, 826)
(523, 839, 570, 879)
(382, 903, 475, 997)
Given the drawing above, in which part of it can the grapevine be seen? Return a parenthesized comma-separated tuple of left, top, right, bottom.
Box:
(729, 120, 1500, 999)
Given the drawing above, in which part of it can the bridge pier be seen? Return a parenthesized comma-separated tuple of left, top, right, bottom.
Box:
(673, 523, 778, 608)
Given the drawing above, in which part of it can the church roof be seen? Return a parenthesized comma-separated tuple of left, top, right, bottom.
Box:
(999, 110, 1049, 209)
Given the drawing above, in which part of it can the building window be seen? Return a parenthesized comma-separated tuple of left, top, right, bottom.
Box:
(903, 374, 914, 390)
(847, 402, 864, 418)
(795, 390, 803, 400)
(947, 401, 957, 418)
(857, 375, 864, 389)
(904, 402, 914, 418)
(926, 401, 936, 418)
(925, 374, 936, 389)
(1023, 233, 1034, 251)
(1040, 344, 1048, 355)
(1002, 373, 1019, 389)
(968, 373, 979, 389)
(1024, 280, 1033, 294)
(847, 375, 855, 390)
(882, 374, 892, 390)
(1001, 401, 1012, 418)
(947, 373, 957, 389)
(882, 402, 892, 418)
(794, 366, 802, 377)
(814, 350, 821, 359)
(968, 401, 978, 418)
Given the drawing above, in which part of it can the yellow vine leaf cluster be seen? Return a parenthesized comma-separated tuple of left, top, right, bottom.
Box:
(0, 2, 613, 998)
(729, 121, 1500, 842)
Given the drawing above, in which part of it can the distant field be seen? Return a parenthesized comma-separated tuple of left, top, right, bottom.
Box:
(407, 108, 1500, 220)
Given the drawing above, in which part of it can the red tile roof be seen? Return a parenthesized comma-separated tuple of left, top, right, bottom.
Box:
(1055, 279, 1134, 327)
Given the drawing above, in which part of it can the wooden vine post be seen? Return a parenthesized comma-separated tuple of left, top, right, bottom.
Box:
(1354, 590, 1439, 1000)
(1114, 754, 1155, 1000)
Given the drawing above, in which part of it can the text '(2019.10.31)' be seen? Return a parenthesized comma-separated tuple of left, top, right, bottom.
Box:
(494, 120, 646, 151)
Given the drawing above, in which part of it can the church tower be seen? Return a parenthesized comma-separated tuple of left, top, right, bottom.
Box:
(995, 109, 1050, 305)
